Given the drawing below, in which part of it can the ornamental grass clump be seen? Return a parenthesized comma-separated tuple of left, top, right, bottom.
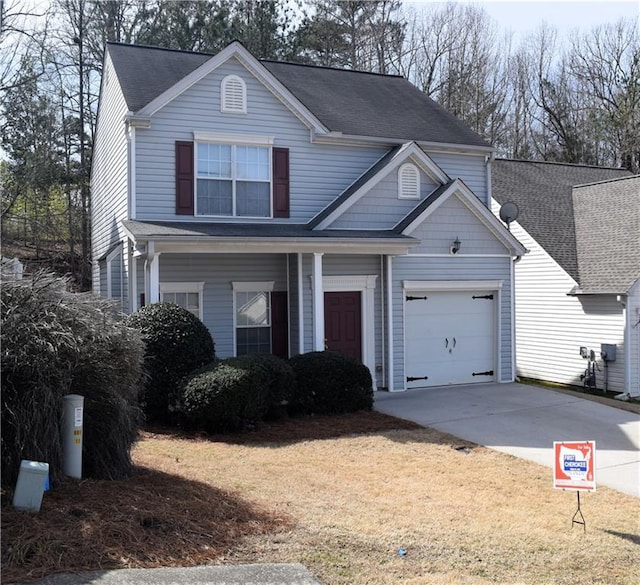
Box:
(1, 271, 144, 488)
(126, 303, 215, 424)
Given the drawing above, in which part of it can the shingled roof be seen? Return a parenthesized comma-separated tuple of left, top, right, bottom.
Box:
(492, 159, 632, 284)
(106, 42, 489, 147)
(573, 176, 640, 294)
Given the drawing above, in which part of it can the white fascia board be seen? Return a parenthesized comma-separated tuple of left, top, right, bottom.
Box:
(135, 42, 328, 135)
(149, 238, 415, 256)
(314, 142, 448, 230)
(402, 181, 527, 256)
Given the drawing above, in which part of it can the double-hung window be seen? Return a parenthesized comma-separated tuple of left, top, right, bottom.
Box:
(233, 281, 274, 356)
(195, 133, 273, 218)
(160, 282, 204, 320)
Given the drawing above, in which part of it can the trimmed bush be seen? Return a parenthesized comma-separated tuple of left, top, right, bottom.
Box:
(243, 353, 296, 419)
(1, 271, 144, 488)
(181, 357, 269, 433)
(126, 303, 215, 423)
(288, 351, 374, 415)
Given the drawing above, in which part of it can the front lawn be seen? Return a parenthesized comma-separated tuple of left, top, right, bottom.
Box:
(2, 411, 638, 584)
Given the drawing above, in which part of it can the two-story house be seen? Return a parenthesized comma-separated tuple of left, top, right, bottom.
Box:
(91, 41, 526, 392)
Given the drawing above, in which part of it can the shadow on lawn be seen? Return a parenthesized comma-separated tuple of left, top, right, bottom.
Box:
(1, 466, 292, 584)
(145, 411, 425, 447)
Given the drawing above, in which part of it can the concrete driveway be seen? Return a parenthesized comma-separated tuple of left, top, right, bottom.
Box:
(375, 382, 640, 498)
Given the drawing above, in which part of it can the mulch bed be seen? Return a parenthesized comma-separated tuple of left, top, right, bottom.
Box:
(1, 411, 421, 584)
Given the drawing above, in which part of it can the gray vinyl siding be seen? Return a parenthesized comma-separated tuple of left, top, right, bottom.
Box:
(330, 167, 439, 229)
(391, 255, 514, 390)
(91, 53, 130, 294)
(134, 57, 387, 222)
(429, 151, 488, 205)
(158, 253, 288, 358)
(409, 195, 508, 255)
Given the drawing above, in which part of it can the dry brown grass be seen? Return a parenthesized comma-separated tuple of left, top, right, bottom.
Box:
(2, 411, 639, 584)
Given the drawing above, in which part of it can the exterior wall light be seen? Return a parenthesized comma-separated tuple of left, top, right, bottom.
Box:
(451, 237, 461, 254)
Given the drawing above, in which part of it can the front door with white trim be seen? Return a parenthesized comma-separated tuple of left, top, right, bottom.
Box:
(405, 290, 495, 388)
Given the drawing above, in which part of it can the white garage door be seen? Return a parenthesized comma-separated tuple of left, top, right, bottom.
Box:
(405, 290, 496, 389)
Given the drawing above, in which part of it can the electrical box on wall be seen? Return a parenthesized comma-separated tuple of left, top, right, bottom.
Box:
(601, 343, 617, 362)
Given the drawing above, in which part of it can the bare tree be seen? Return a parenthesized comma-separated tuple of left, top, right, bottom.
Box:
(568, 19, 640, 171)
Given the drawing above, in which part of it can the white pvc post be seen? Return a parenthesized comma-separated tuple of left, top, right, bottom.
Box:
(62, 394, 84, 478)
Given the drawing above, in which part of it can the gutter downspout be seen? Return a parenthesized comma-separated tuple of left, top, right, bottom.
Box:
(511, 255, 523, 382)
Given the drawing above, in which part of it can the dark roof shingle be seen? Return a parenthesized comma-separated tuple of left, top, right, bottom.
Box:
(106, 42, 489, 147)
(573, 176, 640, 293)
(492, 159, 632, 283)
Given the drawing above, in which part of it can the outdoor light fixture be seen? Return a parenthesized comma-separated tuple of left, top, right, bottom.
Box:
(451, 237, 461, 254)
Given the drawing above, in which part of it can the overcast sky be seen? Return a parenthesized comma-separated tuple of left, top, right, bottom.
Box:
(408, 0, 639, 42)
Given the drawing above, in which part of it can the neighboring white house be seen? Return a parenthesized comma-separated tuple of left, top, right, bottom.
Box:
(90, 41, 526, 392)
(492, 160, 639, 398)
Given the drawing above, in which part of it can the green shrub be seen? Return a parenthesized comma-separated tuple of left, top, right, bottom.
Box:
(1, 271, 144, 488)
(181, 357, 268, 433)
(242, 353, 296, 419)
(126, 303, 215, 424)
(288, 351, 373, 415)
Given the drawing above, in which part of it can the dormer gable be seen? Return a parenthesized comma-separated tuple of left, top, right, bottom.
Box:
(310, 142, 449, 230)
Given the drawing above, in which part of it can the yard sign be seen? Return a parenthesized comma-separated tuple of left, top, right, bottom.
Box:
(553, 441, 596, 492)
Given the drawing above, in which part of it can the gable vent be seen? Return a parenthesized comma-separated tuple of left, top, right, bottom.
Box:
(398, 163, 420, 199)
(221, 75, 247, 114)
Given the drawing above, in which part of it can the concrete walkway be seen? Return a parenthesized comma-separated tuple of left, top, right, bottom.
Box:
(375, 382, 640, 497)
(13, 564, 322, 585)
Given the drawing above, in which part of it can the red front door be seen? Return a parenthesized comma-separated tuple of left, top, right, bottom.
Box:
(324, 291, 362, 361)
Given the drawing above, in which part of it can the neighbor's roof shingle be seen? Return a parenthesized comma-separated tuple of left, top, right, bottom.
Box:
(106, 42, 489, 147)
(492, 159, 632, 283)
(573, 176, 640, 293)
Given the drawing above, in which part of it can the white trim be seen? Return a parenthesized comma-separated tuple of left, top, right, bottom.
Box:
(312, 253, 324, 351)
(405, 253, 514, 258)
(403, 280, 503, 292)
(386, 256, 395, 391)
(130, 244, 138, 312)
(313, 142, 449, 230)
(160, 281, 205, 318)
(127, 125, 136, 220)
(320, 274, 378, 389)
(220, 74, 247, 114)
(398, 162, 420, 200)
(231, 280, 275, 292)
(193, 131, 274, 146)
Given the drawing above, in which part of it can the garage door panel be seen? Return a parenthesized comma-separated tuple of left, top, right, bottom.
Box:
(405, 290, 495, 389)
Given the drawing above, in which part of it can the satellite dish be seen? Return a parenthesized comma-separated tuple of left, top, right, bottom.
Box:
(499, 202, 519, 230)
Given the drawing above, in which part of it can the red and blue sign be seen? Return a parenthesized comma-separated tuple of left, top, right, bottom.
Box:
(553, 441, 596, 492)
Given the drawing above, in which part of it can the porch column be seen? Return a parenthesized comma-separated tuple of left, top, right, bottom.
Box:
(129, 242, 138, 313)
(312, 252, 324, 351)
(297, 253, 304, 354)
(386, 255, 395, 391)
(147, 241, 160, 304)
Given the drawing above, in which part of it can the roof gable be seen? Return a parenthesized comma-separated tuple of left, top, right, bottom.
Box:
(573, 175, 640, 294)
(492, 159, 632, 282)
(106, 41, 490, 147)
(395, 179, 527, 255)
(310, 142, 450, 230)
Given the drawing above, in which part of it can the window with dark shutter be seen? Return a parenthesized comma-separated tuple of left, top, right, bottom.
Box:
(175, 141, 194, 215)
(272, 147, 289, 218)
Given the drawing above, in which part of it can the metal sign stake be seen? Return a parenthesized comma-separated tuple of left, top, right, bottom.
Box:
(571, 491, 586, 532)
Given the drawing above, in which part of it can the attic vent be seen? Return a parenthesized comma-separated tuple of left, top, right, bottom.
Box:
(398, 163, 420, 199)
(221, 75, 247, 114)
